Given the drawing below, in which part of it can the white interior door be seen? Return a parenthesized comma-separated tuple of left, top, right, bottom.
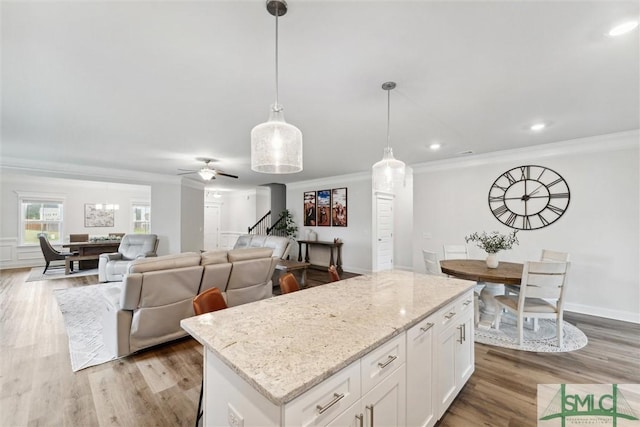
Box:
(375, 196, 394, 271)
(204, 204, 221, 250)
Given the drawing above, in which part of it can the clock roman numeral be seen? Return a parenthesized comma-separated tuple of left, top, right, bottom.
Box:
(502, 171, 517, 185)
(505, 212, 517, 226)
(523, 216, 532, 230)
(492, 204, 508, 217)
(537, 168, 547, 181)
(538, 213, 550, 226)
(547, 204, 565, 215)
(547, 177, 563, 187)
(492, 183, 508, 192)
(519, 166, 530, 180)
(549, 192, 569, 199)
(489, 195, 504, 202)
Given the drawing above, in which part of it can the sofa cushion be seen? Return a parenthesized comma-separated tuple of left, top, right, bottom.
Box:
(263, 236, 291, 259)
(227, 247, 273, 262)
(128, 252, 201, 274)
(201, 250, 229, 265)
(248, 235, 267, 248)
(234, 234, 252, 249)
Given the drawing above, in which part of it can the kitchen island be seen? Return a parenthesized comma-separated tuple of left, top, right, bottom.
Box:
(181, 269, 475, 427)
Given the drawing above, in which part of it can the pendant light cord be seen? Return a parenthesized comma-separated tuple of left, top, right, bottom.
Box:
(386, 88, 391, 149)
(274, 3, 280, 111)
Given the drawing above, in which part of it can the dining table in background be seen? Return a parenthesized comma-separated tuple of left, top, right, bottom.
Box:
(440, 259, 524, 328)
(62, 240, 121, 272)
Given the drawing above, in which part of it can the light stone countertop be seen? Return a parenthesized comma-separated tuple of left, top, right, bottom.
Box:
(181, 269, 474, 406)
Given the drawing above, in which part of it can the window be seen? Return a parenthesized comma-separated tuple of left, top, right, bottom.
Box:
(20, 197, 65, 245)
(132, 203, 151, 234)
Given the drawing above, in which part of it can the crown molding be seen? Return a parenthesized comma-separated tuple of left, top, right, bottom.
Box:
(411, 130, 639, 174)
(285, 171, 371, 191)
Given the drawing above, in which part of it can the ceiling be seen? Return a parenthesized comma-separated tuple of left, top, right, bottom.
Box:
(2, 1, 638, 191)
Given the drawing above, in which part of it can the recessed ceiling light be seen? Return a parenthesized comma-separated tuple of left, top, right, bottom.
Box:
(608, 20, 639, 37)
(429, 143, 441, 150)
(530, 123, 546, 131)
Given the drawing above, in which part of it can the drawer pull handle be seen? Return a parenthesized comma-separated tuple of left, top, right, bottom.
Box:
(356, 413, 364, 427)
(463, 299, 472, 306)
(366, 405, 374, 427)
(316, 392, 345, 414)
(445, 311, 456, 319)
(420, 322, 434, 332)
(377, 355, 397, 369)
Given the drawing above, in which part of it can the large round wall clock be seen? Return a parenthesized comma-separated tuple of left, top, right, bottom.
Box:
(488, 165, 570, 230)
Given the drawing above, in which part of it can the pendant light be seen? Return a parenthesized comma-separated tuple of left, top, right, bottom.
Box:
(251, 0, 303, 174)
(372, 81, 406, 193)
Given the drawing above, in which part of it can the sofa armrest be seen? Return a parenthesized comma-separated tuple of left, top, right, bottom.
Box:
(100, 252, 123, 261)
(120, 274, 143, 310)
(136, 251, 158, 259)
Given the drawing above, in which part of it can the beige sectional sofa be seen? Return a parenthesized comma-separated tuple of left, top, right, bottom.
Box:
(233, 234, 292, 259)
(101, 247, 278, 357)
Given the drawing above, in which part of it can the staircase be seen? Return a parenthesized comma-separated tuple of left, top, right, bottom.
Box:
(248, 211, 287, 237)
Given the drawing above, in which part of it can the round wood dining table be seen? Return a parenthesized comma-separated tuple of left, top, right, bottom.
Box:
(440, 259, 524, 327)
(440, 260, 523, 285)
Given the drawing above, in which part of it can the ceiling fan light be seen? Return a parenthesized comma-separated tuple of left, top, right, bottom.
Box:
(372, 147, 406, 192)
(198, 168, 216, 181)
(251, 106, 303, 174)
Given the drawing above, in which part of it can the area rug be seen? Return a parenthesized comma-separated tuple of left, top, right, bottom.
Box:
(26, 267, 98, 282)
(475, 312, 588, 353)
(53, 284, 118, 371)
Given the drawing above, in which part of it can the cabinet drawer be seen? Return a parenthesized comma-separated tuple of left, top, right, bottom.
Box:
(284, 360, 361, 427)
(361, 333, 406, 395)
(436, 300, 459, 331)
(458, 291, 474, 314)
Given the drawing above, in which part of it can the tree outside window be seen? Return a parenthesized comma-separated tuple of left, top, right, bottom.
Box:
(21, 200, 64, 244)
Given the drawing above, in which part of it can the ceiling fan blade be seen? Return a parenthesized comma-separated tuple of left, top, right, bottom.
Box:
(177, 171, 196, 176)
(215, 171, 239, 179)
(177, 168, 197, 172)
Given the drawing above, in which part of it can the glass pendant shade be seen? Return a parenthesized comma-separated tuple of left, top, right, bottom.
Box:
(251, 105, 303, 174)
(198, 168, 216, 181)
(372, 147, 406, 192)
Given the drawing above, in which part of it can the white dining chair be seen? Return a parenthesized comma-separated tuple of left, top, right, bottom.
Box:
(494, 261, 570, 347)
(422, 250, 442, 275)
(505, 249, 569, 296)
(443, 244, 468, 260)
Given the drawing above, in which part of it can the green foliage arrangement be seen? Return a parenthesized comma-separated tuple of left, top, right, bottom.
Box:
(465, 230, 519, 254)
(273, 209, 298, 238)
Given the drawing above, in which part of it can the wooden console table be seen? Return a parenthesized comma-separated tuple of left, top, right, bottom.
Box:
(297, 240, 343, 273)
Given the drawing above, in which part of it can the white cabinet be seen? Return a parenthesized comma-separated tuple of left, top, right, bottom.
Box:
(435, 291, 475, 419)
(326, 365, 406, 427)
(406, 315, 436, 427)
(201, 291, 474, 427)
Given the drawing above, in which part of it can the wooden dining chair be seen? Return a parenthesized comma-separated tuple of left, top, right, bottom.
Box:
(494, 261, 570, 347)
(38, 233, 75, 274)
(279, 273, 300, 294)
(69, 233, 89, 243)
(192, 287, 227, 427)
(328, 265, 340, 282)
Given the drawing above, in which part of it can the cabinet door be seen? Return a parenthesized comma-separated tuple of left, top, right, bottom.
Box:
(456, 314, 474, 386)
(362, 364, 406, 427)
(435, 324, 457, 418)
(406, 318, 436, 427)
(325, 401, 362, 427)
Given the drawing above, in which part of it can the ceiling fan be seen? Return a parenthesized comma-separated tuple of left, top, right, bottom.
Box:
(177, 157, 239, 181)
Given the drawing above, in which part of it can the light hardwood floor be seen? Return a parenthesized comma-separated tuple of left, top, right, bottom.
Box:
(1, 267, 638, 426)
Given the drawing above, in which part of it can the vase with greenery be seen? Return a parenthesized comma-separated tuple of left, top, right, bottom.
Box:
(273, 209, 298, 239)
(464, 230, 519, 268)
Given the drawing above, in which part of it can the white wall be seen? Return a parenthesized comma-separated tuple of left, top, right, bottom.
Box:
(180, 183, 204, 252)
(0, 172, 150, 268)
(412, 131, 639, 323)
(287, 174, 374, 274)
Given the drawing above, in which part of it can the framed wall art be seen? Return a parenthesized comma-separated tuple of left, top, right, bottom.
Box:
(331, 187, 347, 227)
(84, 204, 115, 227)
(316, 189, 331, 226)
(303, 191, 317, 226)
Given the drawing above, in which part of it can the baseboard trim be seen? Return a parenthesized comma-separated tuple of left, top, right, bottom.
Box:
(565, 303, 640, 324)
